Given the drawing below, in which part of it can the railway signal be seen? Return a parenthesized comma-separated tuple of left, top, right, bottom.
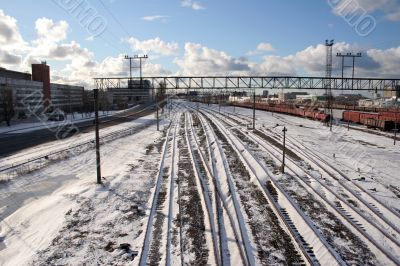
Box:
(281, 126, 287, 173)
(93, 89, 102, 184)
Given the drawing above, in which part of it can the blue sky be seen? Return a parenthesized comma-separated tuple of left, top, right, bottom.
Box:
(0, 0, 399, 85)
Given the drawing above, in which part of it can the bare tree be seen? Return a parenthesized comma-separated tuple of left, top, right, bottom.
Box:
(0, 84, 15, 126)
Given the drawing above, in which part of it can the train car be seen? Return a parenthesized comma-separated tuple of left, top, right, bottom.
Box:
(233, 102, 330, 122)
(315, 112, 330, 122)
(361, 118, 395, 131)
(359, 112, 379, 122)
(304, 111, 314, 119)
(379, 111, 400, 123)
(343, 111, 361, 123)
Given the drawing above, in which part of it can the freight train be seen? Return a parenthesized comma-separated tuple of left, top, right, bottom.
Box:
(230, 102, 399, 131)
(342, 111, 400, 131)
(232, 102, 331, 122)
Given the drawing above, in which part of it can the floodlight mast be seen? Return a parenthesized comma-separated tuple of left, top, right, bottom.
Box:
(124, 54, 148, 89)
(336, 52, 362, 79)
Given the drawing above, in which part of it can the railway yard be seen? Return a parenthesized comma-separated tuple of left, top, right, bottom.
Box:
(0, 101, 399, 265)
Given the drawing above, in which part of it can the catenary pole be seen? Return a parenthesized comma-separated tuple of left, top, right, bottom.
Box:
(93, 89, 102, 184)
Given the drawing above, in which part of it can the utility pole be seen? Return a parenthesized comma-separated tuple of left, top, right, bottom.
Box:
(93, 89, 102, 184)
(168, 95, 170, 119)
(395, 112, 398, 146)
(219, 89, 221, 114)
(281, 127, 287, 173)
(347, 117, 350, 131)
(233, 91, 236, 113)
(253, 89, 256, 130)
(155, 87, 159, 131)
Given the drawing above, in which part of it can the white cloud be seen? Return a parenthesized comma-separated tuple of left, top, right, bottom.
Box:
(0, 10, 174, 88)
(252, 42, 400, 78)
(181, 0, 205, 10)
(126, 37, 179, 56)
(35, 18, 69, 44)
(143, 63, 172, 76)
(174, 42, 251, 75)
(141, 15, 169, 22)
(365, 47, 400, 76)
(1, 9, 399, 89)
(255, 56, 296, 76)
(0, 9, 27, 51)
(248, 42, 275, 55)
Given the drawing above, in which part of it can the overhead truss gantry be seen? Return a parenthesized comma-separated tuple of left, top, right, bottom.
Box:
(94, 76, 400, 91)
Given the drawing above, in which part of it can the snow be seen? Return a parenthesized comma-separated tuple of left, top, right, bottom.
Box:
(0, 113, 166, 265)
(0, 105, 139, 135)
(205, 103, 400, 265)
(1, 101, 399, 265)
(199, 114, 250, 265)
(0, 115, 157, 175)
(218, 104, 400, 212)
(208, 109, 343, 265)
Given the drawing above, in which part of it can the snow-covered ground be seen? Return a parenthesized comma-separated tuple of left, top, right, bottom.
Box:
(219, 104, 400, 210)
(0, 113, 167, 265)
(0, 105, 139, 134)
(1, 101, 399, 266)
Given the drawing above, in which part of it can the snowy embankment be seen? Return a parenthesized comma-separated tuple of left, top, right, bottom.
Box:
(0, 115, 154, 178)
(0, 105, 139, 135)
(0, 113, 167, 265)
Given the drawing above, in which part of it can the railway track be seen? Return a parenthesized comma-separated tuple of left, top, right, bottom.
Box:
(185, 112, 221, 265)
(0, 120, 158, 180)
(258, 124, 400, 239)
(264, 110, 400, 221)
(212, 105, 400, 227)
(0, 103, 161, 177)
(197, 110, 254, 265)
(139, 117, 178, 265)
(140, 105, 219, 265)
(191, 111, 251, 265)
(200, 108, 342, 265)
(283, 132, 400, 224)
(206, 106, 400, 265)
(256, 128, 400, 265)
(199, 109, 317, 265)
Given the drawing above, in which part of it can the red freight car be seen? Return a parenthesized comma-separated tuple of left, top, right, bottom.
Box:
(359, 112, 379, 121)
(233, 102, 330, 122)
(343, 111, 362, 123)
(315, 113, 330, 122)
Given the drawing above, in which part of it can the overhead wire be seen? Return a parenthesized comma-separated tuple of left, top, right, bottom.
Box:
(96, 0, 134, 53)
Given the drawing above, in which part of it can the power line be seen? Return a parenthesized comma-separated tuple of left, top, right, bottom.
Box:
(97, 0, 133, 38)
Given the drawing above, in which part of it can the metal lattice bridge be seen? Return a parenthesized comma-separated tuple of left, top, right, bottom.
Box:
(94, 76, 400, 92)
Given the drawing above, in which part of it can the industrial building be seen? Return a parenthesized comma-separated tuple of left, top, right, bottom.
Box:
(278, 91, 308, 102)
(0, 63, 84, 121)
(106, 79, 153, 108)
(383, 85, 400, 99)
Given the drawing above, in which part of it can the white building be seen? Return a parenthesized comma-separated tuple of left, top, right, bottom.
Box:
(50, 83, 84, 111)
